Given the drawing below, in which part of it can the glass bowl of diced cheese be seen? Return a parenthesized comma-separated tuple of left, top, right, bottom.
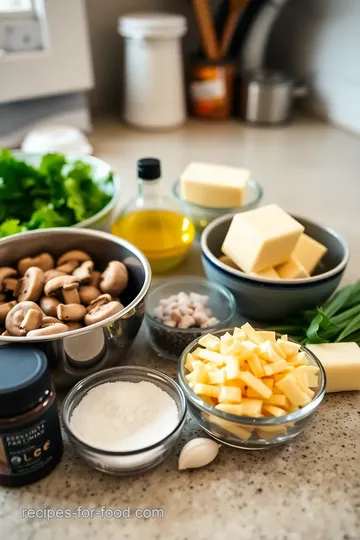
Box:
(173, 175, 263, 239)
(177, 324, 326, 449)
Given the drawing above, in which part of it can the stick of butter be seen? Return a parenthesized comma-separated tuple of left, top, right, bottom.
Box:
(180, 162, 250, 208)
(222, 204, 304, 273)
(307, 342, 360, 393)
(276, 256, 310, 279)
(292, 233, 328, 274)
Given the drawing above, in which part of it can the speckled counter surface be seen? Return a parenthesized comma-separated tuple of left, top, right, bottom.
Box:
(1, 118, 360, 540)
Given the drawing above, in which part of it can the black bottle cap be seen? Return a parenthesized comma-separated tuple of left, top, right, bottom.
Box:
(137, 158, 161, 180)
(0, 346, 51, 417)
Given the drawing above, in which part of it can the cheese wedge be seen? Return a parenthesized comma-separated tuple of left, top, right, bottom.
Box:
(307, 342, 360, 393)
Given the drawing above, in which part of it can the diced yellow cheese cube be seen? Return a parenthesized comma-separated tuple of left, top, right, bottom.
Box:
(225, 356, 241, 380)
(193, 383, 220, 399)
(241, 322, 263, 344)
(238, 371, 272, 399)
(192, 364, 209, 384)
(210, 416, 252, 441)
(221, 331, 233, 344)
(276, 256, 310, 279)
(264, 394, 289, 408)
(287, 351, 308, 366)
(218, 386, 242, 403)
(198, 333, 221, 351)
(215, 404, 244, 416)
(185, 353, 196, 372)
(256, 425, 287, 438)
(196, 349, 227, 366)
(250, 267, 280, 279)
(281, 334, 288, 341)
(293, 369, 309, 393)
(295, 365, 319, 387)
(258, 341, 285, 363)
(208, 369, 226, 385)
(262, 404, 287, 417)
(199, 395, 217, 406)
(227, 340, 247, 356)
(221, 204, 304, 273)
(246, 354, 265, 378)
(180, 162, 250, 208)
(241, 398, 263, 417)
(246, 387, 263, 399)
(292, 233, 327, 274)
(275, 374, 312, 406)
(185, 373, 194, 383)
(307, 342, 360, 393)
(262, 378, 274, 389)
(276, 339, 301, 358)
(192, 347, 206, 360)
(263, 360, 288, 376)
(257, 331, 276, 342)
(233, 327, 246, 340)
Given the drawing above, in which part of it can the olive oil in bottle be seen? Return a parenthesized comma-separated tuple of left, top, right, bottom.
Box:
(111, 158, 195, 273)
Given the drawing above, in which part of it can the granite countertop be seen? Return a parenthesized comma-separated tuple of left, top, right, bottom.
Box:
(2, 118, 360, 540)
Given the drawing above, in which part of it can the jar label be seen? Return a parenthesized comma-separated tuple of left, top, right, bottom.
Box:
(190, 66, 227, 117)
(0, 399, 63, 477)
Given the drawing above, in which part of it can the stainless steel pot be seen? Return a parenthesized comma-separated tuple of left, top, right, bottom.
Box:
(0, 228, 151, 388)
(240, 70, 307, 124)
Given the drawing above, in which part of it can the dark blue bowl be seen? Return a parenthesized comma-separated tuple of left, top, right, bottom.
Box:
(201, 213, 349, 322)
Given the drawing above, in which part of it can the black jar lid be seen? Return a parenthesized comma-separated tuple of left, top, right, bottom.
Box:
(137, 158, 161, 180)
(0, 346, 51, 418)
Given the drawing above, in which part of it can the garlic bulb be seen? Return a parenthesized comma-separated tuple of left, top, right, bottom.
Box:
(178, 438, 221, 470)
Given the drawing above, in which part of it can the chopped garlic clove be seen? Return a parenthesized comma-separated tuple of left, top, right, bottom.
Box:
(178, 438, 220, 470)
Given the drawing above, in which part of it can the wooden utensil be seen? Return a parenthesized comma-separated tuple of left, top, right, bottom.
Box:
(220, 0, 248, 57)
(192, 0, 220, 60)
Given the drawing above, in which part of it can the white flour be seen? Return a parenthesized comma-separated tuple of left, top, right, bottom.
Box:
(70, 381, 179, 452)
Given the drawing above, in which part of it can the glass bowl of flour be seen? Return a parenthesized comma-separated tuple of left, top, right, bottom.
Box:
(62, 366, 187, 475)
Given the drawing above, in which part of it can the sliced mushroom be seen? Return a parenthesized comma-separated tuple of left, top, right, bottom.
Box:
(62, 282, 80, 304)
(0, 267, 17, 291)
(89, 271, 101, 288)
(79, 286, 101, 305)
(44, 269, 66, 283)
(42, 316, 61, 326)
(0, 293, 5, 302)
(28, 323, 69, 337)
(57, 250, 91, 266)
(86, 293, 112, 313)
(44, 275, 80, 298)
(5, 302, 43, 336)
(0, 301, 17, 323)
(15, 267, 45, 303)
(3, 277, 18, 294)
(19, 308, 43, 332)
(39, 296, 60, 317)
(66, 321, 84, 331)
(85, 301, 123, 325)
(72, 260, 94, 283)
(18, 253, 54, 275)
(57, 303, 86, 322)
(56, 260, 79, 274)
(100, 261, 128, 296)
(2, 330, 10, 336)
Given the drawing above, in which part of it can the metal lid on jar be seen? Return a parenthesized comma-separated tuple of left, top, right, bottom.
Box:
(118, 13, 187, 39)
(0, 346, 51, 418)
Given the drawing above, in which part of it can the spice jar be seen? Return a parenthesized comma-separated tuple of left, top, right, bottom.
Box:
(0, 346, 63, 487)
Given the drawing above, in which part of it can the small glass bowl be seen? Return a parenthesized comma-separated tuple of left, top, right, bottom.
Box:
(178, 330, 326, 449)
(62, 366, 187, 475)
(173, 178, 263, 239)
(145, 277, 236, 362)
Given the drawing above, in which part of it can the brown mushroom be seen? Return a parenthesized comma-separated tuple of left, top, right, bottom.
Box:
(2, 330, 10, 336)
(20, 308, 43, 333)
(85, 301, 123, 325)
(5, 302, 43, 336)
(85, 293, 112, 313)
(89, 271, 101, 288)
(72, 260, 94, 283)
(62, 282, 81, 304)
(57, 303, 86, 322)
(42, 316, 61, 326)
(39, 296, 60, 317)
(3, 277, 18, 294)
(27, 323, 69, 337)
(100, 261, 128, 296)
(15, 267, 45, 303)
(0, 267, 17, 291)
(79, 286, 101, 305)
(0, 301, 17, 323)
(0, 293, 5, 302)
(57, 250, 91, 266)
(18, 253, 54, 275)
(44, 275, 80, 298)
(66, 321, 84, 331)
(44, 269, 66, 283)
(56, 260, 79, 274)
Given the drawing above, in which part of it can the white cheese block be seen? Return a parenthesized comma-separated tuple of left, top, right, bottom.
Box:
(180, 162, 250, 208)
(307, 342, 360, 393)
(276, 256, 310, 279)
(221, 204, 304, 273)
(292, 233, 328, 274)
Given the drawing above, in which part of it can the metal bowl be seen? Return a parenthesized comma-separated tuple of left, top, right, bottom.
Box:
(0, 228, 151, 387)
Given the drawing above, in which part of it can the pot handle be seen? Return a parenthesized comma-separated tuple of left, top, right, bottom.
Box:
(292, 82, 308, 98)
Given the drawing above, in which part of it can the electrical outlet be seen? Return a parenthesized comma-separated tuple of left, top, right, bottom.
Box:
(1, 19, 43, 52)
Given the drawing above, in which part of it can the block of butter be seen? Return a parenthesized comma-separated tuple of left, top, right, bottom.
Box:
(307, 342, 360, 393)
(219, 255, 279, 279)
(276, 256, 309, 279)
(222, 204, 304, 273)
(180, 162, 250, 208)
(292, 233, 328, 274)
